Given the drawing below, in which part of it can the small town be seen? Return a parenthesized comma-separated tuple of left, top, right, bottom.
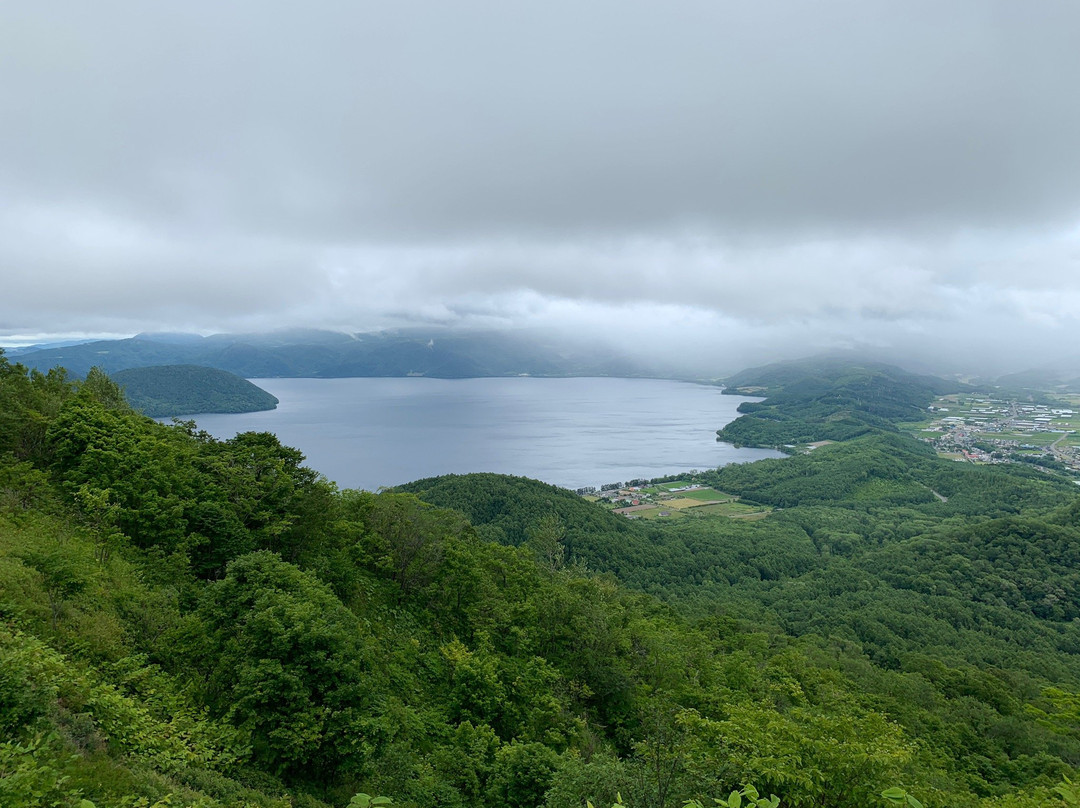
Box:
(909, 393, 1080, 476)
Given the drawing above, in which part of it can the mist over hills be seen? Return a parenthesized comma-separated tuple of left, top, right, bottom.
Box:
(10, 328, 661, 380)
(721, 356, 961, 399)
(993, 366, 1080, 395)
(13, 328, 1080, 397)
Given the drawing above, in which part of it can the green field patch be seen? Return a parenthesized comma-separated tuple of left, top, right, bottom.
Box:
(651, 481, 702, 492)
(1025, 431, 1068, 443)
(676, 487, 732, 501)
(638, 507, 687, 520)
(690, 501, 772, 518)
(612, 503, 659, 517)
(664, 497, 714, 509)
(851, 478, 933, 502)
(996, 430, 1056, 443)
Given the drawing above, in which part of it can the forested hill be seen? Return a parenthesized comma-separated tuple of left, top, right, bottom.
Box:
(397, 472, 634, 547)
(10, 328, 654, 379)
(717, 357, 963, 448)
(4, 349, 1080, 808)
(400, 363, 1080, 805)
(110, 364, 279, 417)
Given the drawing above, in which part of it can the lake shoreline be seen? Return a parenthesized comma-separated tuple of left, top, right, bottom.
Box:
(182, 376, 781, 491)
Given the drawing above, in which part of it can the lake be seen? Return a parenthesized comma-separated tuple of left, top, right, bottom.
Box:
(188, 377, 783, 491)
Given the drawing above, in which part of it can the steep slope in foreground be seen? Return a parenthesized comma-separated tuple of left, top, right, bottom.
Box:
(110, 364, 279, 417)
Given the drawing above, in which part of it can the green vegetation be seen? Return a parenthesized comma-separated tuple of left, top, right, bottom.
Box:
(717, 358, 961, 449)
(110, 365, 278, 417)
(671, 489, 730, 502)
(4, 348, 1080, 807)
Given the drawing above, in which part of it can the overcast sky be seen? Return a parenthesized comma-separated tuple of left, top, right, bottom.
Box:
(3, 1, 1080, 374)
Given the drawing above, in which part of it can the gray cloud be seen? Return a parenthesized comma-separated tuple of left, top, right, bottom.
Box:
(3, 1, 1080, 374)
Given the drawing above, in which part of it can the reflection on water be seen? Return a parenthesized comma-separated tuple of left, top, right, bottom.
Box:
(188, 377, 783, 491)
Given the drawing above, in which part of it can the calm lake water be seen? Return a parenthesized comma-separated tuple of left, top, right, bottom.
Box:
(188, 377, 783, 491)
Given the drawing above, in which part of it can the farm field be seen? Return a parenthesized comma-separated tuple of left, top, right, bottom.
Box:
(675, 488, 734, 501)
(604, 483, 766, 521)
(635, 507, 686, 520)
(689, 501, 771, 518)
(664, 497, 721, 509)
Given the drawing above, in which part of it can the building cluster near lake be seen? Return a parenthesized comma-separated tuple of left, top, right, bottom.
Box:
(911, 393, 1080, 476)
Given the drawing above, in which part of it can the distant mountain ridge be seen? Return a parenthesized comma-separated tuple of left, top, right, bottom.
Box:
(111, 365, 279, 417)
(10, 328, 658, 379)
(994, 366, 1080, 393)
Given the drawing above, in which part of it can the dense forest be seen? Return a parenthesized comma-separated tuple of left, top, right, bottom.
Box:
(110, 365, 279, 418)
(3, 351, 1080, 807)
(716, 359, 962, 449)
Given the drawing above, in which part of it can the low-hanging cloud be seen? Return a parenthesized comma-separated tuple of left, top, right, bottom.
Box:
(2, 1, 1080, 374)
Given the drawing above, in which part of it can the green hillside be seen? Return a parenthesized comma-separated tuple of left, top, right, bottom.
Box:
(110, 365, 279, 417)
(717, 358, 965, 449)
(3, 350, 1080, 808)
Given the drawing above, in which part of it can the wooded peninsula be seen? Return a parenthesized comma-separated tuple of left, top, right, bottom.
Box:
(109, 365, 278, 418)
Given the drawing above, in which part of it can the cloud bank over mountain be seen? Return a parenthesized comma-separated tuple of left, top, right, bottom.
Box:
(3, 1, 1080, 373)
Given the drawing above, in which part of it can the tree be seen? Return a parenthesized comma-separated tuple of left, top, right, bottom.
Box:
(527, 513, 566, 571)
(485, 741, 560, 808)
(78, 367, 129, 412)
(18, 546, 87, 630)
(192, 551, 374, 776)
(364, 493, 467, 597)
